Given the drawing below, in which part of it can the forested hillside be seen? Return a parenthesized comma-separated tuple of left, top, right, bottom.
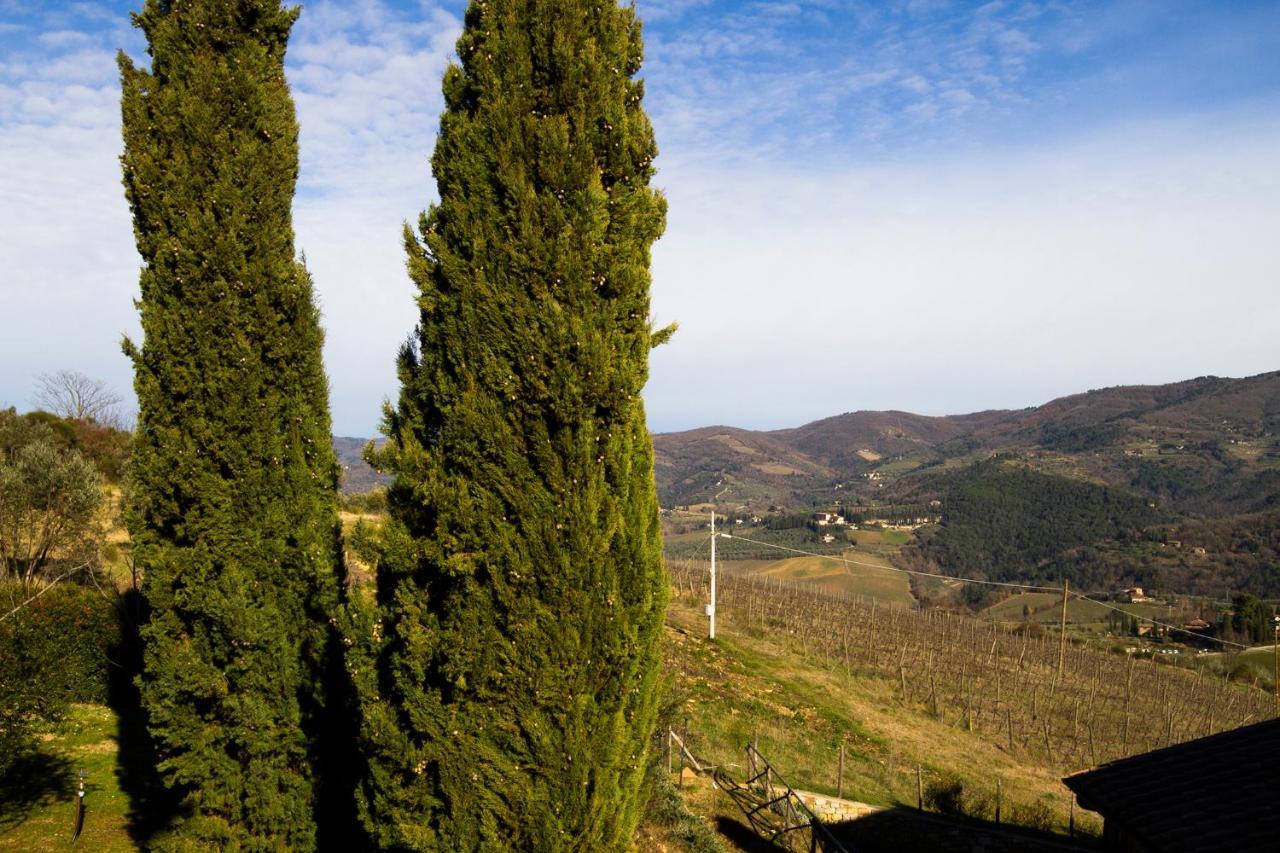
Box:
(902, 459, 1165, 591)
(651, 370, 1280, 513)
(648, 371, 1280, 599)
(337, 372, 1280, 595)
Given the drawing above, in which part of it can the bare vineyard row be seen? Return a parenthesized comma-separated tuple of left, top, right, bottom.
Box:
(669, 561, 1275, 771)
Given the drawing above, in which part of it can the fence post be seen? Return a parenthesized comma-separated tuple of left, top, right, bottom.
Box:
(995, 778, 1001, 825)
(72, 769, 86, 842)
(667, 729, 673, 770)
(1068, 796, 1075, 837)
(916, 765, 923, 811)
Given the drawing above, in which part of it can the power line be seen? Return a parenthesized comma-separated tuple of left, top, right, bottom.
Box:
(714, 532, 1254, 651)
(721, 532, 1062, 592)
(1078, 596, 1252, 650)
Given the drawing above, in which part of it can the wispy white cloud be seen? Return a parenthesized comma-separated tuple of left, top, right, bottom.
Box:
(287, 1, 462, 434)
(37, 28, 92, 48)
(645, 111, 1280, 430)
(0, 0, 1278, 437)
(0, 1, 461, 432)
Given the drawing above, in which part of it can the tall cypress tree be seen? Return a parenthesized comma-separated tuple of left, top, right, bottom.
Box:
(355, 0, 670, 848)
(119, 1, 345, 847)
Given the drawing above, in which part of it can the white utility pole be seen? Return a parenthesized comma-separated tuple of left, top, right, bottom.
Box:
(707, 484, 729, 641)
(708, 508, 717, 639)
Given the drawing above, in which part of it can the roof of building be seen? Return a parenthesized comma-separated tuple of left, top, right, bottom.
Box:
(1063, 717, 1280, 852)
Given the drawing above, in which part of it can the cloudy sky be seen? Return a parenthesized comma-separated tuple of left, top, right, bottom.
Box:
(1, 1, 1278, 436)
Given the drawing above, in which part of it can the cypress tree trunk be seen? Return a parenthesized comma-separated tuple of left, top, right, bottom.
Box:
(119, 2, 345, 847)
(356, 0, 669, 848)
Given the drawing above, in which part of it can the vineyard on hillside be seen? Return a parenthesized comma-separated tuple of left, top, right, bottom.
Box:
(669, 561, 1275, 772)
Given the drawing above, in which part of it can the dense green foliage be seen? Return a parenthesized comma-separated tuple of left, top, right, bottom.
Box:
(339, 487, 388, 516)
(355, 1, 669, 847)
(912, 460, 1164, 588)
(119, 1, 346, 847)
(0, 583, 121, 777)
(2, 407, 131, 482)
(0, 410, 104, 588)
(1122, 456, 1280, 516)
(1222, 593, 1277, 645)
(1169, 512, 1280, 596)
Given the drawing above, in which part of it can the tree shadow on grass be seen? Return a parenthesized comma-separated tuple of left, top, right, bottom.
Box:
(108, 589, 182, 846)
(0, 749, 74, 833)
(714, 815, 788, 852)
(828, 805, 1097, 852)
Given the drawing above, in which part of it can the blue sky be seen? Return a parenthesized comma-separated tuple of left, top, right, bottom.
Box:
(1, 1, 1278, 435)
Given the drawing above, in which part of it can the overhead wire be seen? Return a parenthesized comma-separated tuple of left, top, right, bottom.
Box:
(708, 531, 1255, 651)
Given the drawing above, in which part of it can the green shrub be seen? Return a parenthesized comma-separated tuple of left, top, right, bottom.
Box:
(339, 488, 388, 516)
(0, 582, 120, 776)
(1010, 799, 1055, 831)
(640, 777, 725, 853)
(963, 787, 996, 822)
(923, 772, 966, 815)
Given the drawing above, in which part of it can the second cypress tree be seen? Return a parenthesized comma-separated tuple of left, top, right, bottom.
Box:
(355, 0, 670, 848)
(119, 1, 346, 846)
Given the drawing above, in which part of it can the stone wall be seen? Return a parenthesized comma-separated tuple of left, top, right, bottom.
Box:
(795, 790, 884, 823)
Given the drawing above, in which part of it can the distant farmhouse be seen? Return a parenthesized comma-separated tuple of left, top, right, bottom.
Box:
(1122, 587, 1154, 604)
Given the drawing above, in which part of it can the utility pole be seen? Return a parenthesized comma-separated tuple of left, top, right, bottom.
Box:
(708, 485, 729, 641)
(708, 508, 717, 640)
(1273, 615, 1278, 717)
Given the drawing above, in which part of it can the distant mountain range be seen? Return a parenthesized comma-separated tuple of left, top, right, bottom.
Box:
(338, 371, 1280, 513)
(332, 371, 1280, 596)
(652, 370, 1280, 515)
(333, 436, 389, 494)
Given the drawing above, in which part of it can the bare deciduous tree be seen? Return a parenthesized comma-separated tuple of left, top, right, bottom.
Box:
(33, 370, 123, 426)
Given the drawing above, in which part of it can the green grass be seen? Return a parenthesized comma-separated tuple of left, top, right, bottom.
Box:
(1232, 645, 1278, 689)
(1238, 645, 1279, 665)
(0, 704, 135, 851)
(850, 527, 913, 549)
(979, 593, 1204, 639)
(747, 554, 916, 607)
(664, 599, 1099, 840)
(982, 593, 1111, 625)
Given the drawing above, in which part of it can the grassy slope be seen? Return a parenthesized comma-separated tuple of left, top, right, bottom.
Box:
(747, 554, 915, 606)
(0, 705, 134, 851)
(2, 598, 1100, 852)
(663, 597, 1101, 846)
(982, 592, 1112, 625)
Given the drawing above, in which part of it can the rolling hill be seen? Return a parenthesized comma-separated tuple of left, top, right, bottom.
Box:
(651, 370, 1280, 515)
(334, 372, 1280, 596)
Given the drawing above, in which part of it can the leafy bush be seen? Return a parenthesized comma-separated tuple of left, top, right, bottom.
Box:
(0, 582, 120, 776)
(339, 488, 388, 515)
(3, 407, 130, 483)
(923, 773, 1003, 823)
(0, 411, 105, 588)
(923, 772, 966, 815)
(640, 777, 725, 853)
(963, 787, 996, 822)
(1010, 799, 1055, 831)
